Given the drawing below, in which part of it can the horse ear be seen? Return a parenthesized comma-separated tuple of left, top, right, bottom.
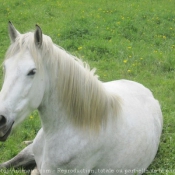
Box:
(34, 25, 42, 47)
(8, 21, 20, 43)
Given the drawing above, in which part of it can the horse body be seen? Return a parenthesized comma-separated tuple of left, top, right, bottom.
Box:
(32, 80, 162, 175)
(0, 22, 162, 175)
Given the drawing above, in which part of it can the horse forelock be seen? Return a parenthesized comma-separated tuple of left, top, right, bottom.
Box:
(5, 33, 30, 60)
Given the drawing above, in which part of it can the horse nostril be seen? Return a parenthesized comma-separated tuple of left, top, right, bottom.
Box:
(0, 115, 7, 127)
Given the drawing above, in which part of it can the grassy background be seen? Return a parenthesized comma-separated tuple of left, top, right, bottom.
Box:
(0, 0, 175, 174)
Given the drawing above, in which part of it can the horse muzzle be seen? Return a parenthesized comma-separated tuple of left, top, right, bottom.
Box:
(0, 119, 14, 142)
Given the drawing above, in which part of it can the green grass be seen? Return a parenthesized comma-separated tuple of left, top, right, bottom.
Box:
(0, 0, 175, 174)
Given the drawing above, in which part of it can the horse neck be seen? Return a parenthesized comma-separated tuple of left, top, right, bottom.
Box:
(38, 90, 70, 134)
(37, 54, 69, 133)
(37, 46, 120, 135)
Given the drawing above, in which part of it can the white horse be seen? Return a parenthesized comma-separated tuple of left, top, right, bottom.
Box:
(0, 22, 162, 175)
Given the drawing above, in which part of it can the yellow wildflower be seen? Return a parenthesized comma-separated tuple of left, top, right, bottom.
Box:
(30, 116, 33, 120)
(123, 60, 128, 63)
(78, 46, 83, 50)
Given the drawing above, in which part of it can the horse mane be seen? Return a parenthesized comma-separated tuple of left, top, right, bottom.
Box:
(5, 32, 121, 133)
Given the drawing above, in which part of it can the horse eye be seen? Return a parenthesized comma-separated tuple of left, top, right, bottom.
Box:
(27, 68, 37, 76)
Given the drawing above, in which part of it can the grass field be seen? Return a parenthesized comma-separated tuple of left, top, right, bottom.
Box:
(0, 0, 175, 174)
